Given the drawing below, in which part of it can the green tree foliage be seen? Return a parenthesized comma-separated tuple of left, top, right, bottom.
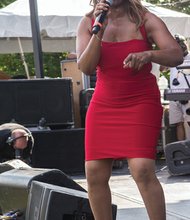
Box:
(0, 52, 68, 78)
(0, 0, 15, 8)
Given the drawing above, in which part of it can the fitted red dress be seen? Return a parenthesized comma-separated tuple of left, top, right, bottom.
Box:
(85, 25, 163, 161)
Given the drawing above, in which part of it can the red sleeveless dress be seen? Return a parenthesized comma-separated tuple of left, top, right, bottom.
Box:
(85, 25, 163, 160)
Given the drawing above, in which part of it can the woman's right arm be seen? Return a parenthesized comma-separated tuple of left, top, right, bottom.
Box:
(76, 16, 103, 75)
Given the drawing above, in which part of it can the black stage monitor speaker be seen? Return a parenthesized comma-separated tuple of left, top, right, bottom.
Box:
(46, 190, 93, 220)
(31, 128, 85, 174)
(25, 181, 93, 220)
(0, 168, 85, 214)
(26, 181, 117, 220)
(165, 140, 190, 175)
(0, 78, 74, 127)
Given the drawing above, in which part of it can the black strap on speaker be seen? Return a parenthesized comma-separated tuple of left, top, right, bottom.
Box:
(183, 72, 190, 88)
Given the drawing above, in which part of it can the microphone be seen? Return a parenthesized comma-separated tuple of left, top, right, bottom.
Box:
(15, 149, 22, 159)
(92, 0, 113, 34)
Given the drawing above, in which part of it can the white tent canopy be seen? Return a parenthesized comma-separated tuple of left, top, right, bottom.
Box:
(0, 0, 190, 53)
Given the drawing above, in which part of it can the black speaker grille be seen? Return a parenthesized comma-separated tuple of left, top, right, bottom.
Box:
(31, 128, 85, 174)
(0, 78, 74, 127)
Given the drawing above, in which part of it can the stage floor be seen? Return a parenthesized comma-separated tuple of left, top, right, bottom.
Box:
(72, 159, 190, 220)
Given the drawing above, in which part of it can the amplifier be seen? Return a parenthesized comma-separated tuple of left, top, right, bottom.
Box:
(0, 78, 74, 128)
(31, 128, 85, 174)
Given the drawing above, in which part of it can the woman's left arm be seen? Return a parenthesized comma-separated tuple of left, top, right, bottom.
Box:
(123, 12, 183, 70)
(145, 12, 183, 67)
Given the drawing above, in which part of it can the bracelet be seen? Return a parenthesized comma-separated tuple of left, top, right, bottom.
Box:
(94, 34, 102, 41)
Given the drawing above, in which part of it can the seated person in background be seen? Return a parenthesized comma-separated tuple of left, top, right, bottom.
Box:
(0, 123, 34, 163)
(164, 34, 190, 141)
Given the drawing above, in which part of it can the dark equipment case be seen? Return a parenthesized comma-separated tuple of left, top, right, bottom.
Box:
(79, 88, 94, 127)
(164, 140, 190, 175)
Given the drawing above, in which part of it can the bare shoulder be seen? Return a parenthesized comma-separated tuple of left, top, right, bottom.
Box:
(144, 11, 166, 28)
(143, 11, 170, 43)
(78, 15, 93, 33)
(144, 11, 158, 20)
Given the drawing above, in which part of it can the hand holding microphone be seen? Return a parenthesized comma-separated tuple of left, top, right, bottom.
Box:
(92, 0, 113, 34)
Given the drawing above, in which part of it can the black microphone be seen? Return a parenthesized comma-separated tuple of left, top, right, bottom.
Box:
(92, 0, 113, 34)
(15, 149, 22, 159)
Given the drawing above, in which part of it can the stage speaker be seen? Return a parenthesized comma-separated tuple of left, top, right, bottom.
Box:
(0, 78, 74, 128)
(0, 159, 31, 174)
(164, 140, 190, 175)
(80, 88, 94, 128)
(25, 181, 93, 220)
(26, 181, 117, 220)
(0, 168, 85, 214)
(31, 128, 85, 174)
(61, 59, 85, 127)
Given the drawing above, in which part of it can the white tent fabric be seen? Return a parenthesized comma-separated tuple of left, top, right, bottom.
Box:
(143, 1, 190, 37)
(0, 0, 92, 38)
(0, 0, 190, 53)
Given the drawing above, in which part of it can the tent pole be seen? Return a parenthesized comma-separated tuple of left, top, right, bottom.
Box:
(29, 0, 44, 78)
(18, 37, 30, 79)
